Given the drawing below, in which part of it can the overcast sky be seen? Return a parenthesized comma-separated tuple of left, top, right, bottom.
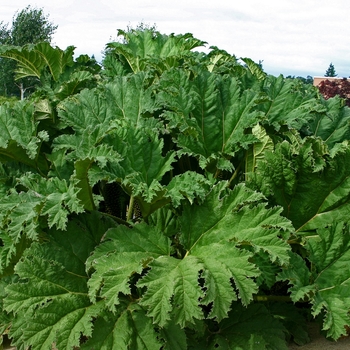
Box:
(1, 0, 350, 78)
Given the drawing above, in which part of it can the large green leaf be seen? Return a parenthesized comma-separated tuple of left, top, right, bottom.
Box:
(0, 102, 49, 169)
(88, 127, 176, 216)
(165, 171, 211, 207)
(107, 29, 205, 73)
(19, 173, 84, 230)
(52, 129, 122, 211)
(0, 42, 75, 81)
(52, 75, 169, 216)
(181, 183, 292, 264)
(89, 182, 293, 330)
(80, 302, 162, 350)
(86, 222, 171, 307)
(54, 70, 95, 99)
(0, 172, 84, 271)
(87, 220, 205, 328)
(241, 57, 267, 81)
(279, 222, 350, 340)
(139, 255, 205, 327)
(56, 74, 168, 215)
(258, 75, 320, 130)
(277, 251, 313, 302)
(57, 88, 115, 136)
(0, 191, 42, 242)
(158, 69, 263, 172)
(307, 222, 350, 339)
(307, 96, 350, 148)
(4, 212, 112, 349)
(248, 137, 350, 232)
(245, 123, 274, 181)
(58, 72, 157, 135)
(196, 303, 288, 350)
(145, 183, 292, 324)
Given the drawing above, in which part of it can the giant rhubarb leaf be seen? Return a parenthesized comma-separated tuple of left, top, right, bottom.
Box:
(88, 126, 176, 216)
(18, 173, 84, 230)
(258, 75, 320, 130)
(86, 222, 171, 307)
(245, 123, 274, 181)
(307, 95, 350, 149)
(279, 222, 350, 339)
(0, 42, 74, 81)
(0, 102, 49, 169)
(80, 301, 162, 350)
(249, 137, 350, 232)
(202, 303, 288, 350)
(165, 171, 211, 207)
(107, 29, 205, 73)
(88, 182, 293, 330)
(307, 222, 350, 339)
(0, 172, 84, 273)
(4, 212, 112, 350)
(158, 69, 263, 172)
(57, 72, 157, 136)
(56, 73, 172, 215)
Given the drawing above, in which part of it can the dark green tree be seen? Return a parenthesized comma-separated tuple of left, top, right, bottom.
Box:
(0, 22, 14, 96)
(0, 5, 58, 98)
(286, 75, 314, 85)
(325, 62, 337, 77)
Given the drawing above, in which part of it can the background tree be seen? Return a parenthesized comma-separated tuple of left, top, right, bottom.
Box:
(0, 5, 57, 98)
(325, 62, 337, 77)
(286, 75, 313, 84)
(0, 21, 13, 96)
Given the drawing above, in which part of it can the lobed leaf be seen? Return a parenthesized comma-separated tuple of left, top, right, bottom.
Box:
(19, 173, 84, 230)
(58, 73, 157, 135)
(277, 251, 314, 302)
(0, 42, 74, 81)
(80, 302, 162, 350)
(205, 302, 288, 349)
(259, 75, 320, 130)
(249, 137, 350, 232)
(157, 67, 263, 173)
(0, 102, 49, 166)
(307, 96, 350, 148)
(139, 255, 204, 327)
(107, 30, 205, 73)
(181, 183, 293, 264)
(87, 222, 171, 307)
(307, 222, 350, 339)
(136, 184, 292, 325)
(165, 171, 211, 207)
(4, 212, 111, 349)
(280, 222, 350, 339)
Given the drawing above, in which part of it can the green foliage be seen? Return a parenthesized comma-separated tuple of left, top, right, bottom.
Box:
(0, 43, 74, 81)
(285, 75, 314, 85)
(10, 5, 57, 46)
(0, 5, 58, 98)
(1, 28, 350, 349)
(0, 96, 18, 105)
(325, 62, 337, 77)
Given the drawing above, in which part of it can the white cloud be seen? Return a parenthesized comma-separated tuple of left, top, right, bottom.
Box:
(1, 0, 350, 77)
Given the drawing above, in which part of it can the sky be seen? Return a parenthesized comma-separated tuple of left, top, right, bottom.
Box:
(1, 0, 350, 78)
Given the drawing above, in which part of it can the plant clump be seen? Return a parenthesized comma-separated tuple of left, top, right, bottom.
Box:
(0, 29, 350, 349)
